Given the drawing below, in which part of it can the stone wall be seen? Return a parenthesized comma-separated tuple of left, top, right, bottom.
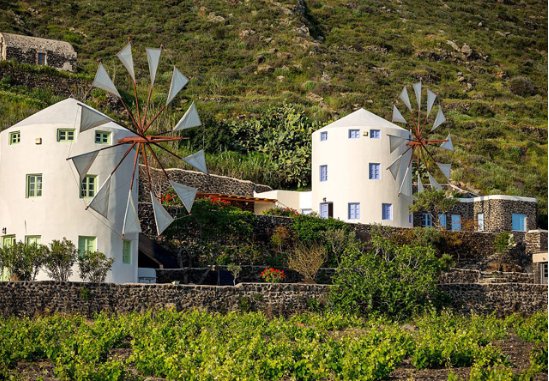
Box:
(439, 283, 547, 316)
(439, 269, 534, 284)
(139, 165, 272, 201)
(5, 46, 76, 71)
(0, 281, 546, 318)
(525, 230, 548, 254)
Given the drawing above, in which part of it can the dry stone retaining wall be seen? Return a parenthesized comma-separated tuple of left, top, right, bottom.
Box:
(0, 281, 546, 318)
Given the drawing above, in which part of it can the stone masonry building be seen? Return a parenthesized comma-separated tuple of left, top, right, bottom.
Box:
(0, 32, 77, 71)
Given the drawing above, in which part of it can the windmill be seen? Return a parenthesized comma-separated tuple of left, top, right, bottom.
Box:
(68, 43, 205, 236)
(386, 82, 453, 196)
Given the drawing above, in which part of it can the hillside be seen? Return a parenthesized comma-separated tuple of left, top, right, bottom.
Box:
(0, 0, 546, 222)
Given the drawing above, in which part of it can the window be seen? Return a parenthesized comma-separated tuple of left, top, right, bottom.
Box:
(320, 203, 329, 219)
(370, 129, 381, 139)
(348, 129, 360, 139)
(2, 235, 15, 248)
(36, 52, 46, 65)
(319, 165, 328, 182)
(26, 174, 42, 197)
(348, 203, 360, 220)
(451, 214, 461, 231)
(81, 175, 97, 198)
(78, 236, 97, 256)
(439, 213, 447, 229)
(477, 213, 485, 232)
(9, 131, 20, 145)
(123, 240, 132, 264)
(301, 208, 313, 215)
(320, 131, 328, 141)
(512, 213, 527, 232)
(422, 213, 433, 227)
(25, 236, 41, 246)
(369, 163, 380, 180)
(382, 203, 393, 220)
(95, 131, 111, 144)
(57, 129, 75, 142)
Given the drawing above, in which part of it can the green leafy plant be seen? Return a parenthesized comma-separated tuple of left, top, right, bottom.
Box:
(260, 268, 286, 283)
(227, 263, 241, 286)
(78, 251, 113, 283)
(0, 241, 48, 281)
(43, 238, 77, 282)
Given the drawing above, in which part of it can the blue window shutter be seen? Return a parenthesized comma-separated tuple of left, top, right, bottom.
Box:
(438, 213, 446, 229)
(320, 165, 327, 181)
(451, 215, 461, 231)
(512, 214, 526, 232)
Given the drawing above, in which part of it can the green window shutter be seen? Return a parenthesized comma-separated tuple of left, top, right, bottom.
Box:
(122, 240, 131, 264)
(95, 131, 111, 144)
(26, 174, 43, 197)
(81, 175, 97, 198)
(2, 235, 16, 248)
(25, 235, 41, 245)
(9, 131, 20, 144)
(57, 129, 75, 142)
(78, 236, 97, 257)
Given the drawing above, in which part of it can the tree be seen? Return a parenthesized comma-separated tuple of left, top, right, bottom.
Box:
(493, 232, 516, 271)
(44, 238, 78, 282)
(0, 242, 48, 281)
(227, 263, 242, 286)
(288, 244, 327, 284)
(330, 231, 452, 320)
(409, 190, 458, 229)
(78, 251, 114, 283)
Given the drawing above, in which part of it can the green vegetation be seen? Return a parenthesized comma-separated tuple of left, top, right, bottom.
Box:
(0, 0, 545, 219)
(0, 309, 546, 380)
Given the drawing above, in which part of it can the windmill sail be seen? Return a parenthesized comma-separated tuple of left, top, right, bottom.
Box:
(436, 163, 451, 181)
(392, 105, 407, 124)
(388, 134, 407, 153)
(170, 181, 197, 213)
(440, 135, 454, 151)
(92, 63, 120, 98)
(387, 149, 411, 180)
(183, 150, 208, 174)
(122, 193, 141, 235)
(69, 150, 99, 182)
(431, 108, 446, 131)
(79, 104, 113, 132)
(428, 172, 442, 190)
(426, 89, 437, 117)
(413, 82, 422, 110)
(399, 164, 413, 197)
(399, 86, 412, 111)
(166, 67, 189, 105)
(151, 192, 174, 235)
(146, 48, 162, 85)
(417, 176, 424, 192)
(87, 177, 111, 218)
(116, 43, 135, 81)
(174, 102, 201, 131)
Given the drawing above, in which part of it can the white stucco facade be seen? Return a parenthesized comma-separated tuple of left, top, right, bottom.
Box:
(0, 98, 139, 283)
(256, 108, 413, 227)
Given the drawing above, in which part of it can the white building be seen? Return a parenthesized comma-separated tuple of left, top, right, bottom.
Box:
(255, 108, 413, 227)
(0, 98, 139, 283)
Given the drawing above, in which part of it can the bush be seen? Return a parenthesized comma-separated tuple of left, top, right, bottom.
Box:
(259, 268, 286, 283)
(0, 242, 48, 281)
(330, 231, 452, 319)
(509, 76, 536, 96)
(288, 244, 326, 283)
(44, 238, 77, 282)
(78, 251, 114, 283)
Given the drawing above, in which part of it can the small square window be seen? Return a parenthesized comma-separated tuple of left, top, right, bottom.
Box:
(320, 165, 328, 182)
(81, 175, 97, 198)
(369, 163, 380, 180)
(95, 131, 111, 144)
(370, 129, 381, 139)
(382, 203, 393, 220)
(348, 129, 360, 139)
(123, 240, 132, 264)
(320, 131, 328, 141)
(57, 129, 75, 142)
(511, 213, 527, 232)
(26, 174, 43, 197)
(348, 203, 360, 220)
(9, 131, 20, 145)
(25, 235, 41, 246)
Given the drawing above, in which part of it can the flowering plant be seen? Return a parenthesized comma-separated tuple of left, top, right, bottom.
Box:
(161, 191, 180, 207)
(260, 267, 286, 283)
(205, 195, 231, 206)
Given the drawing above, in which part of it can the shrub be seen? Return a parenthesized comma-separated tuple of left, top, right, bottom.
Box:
(78, 251, 114, 283)
(288, 244, 326, 283)
(0, 242, 48, 281)
(227, 263, 241, 286)
(509, 76, 536, 96)
(43, 238, 77, 282)
(330, 232, 452, 319)
(262, 207, 299, 217)
(260, 268, 286, 283)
